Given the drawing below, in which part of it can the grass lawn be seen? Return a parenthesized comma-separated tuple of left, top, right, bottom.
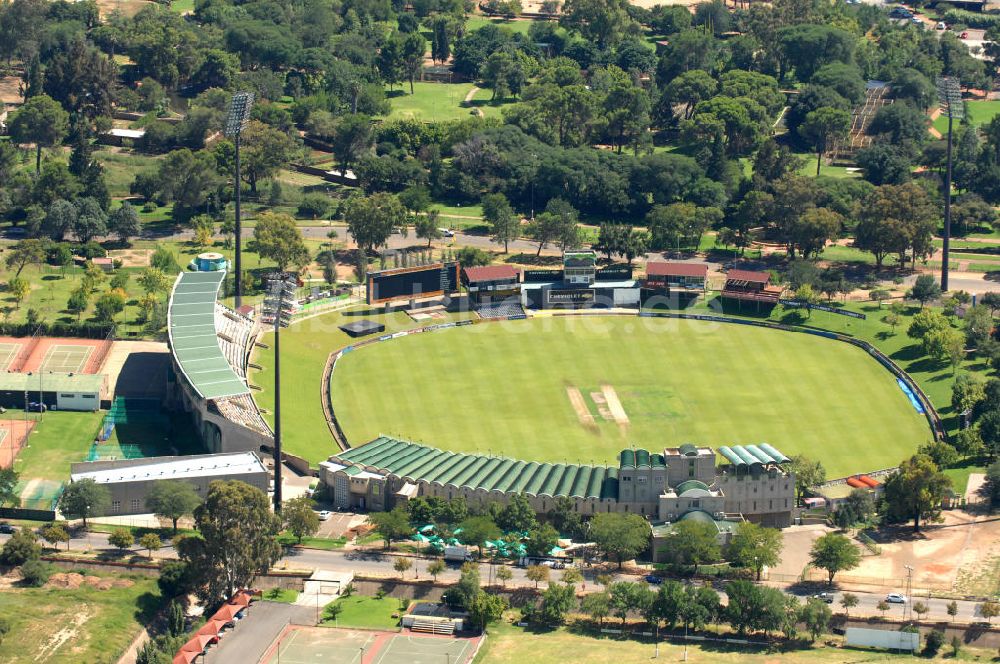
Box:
(329, 315, 932, 478)
(387, 83, 484, 122)
(0, 570, 162, 663)
(932, 100, 1000, 134)
(465, 15, 539, 34)
(942, 458, 985, 495)
(13, 410, 105, 481)
(321, 595, 404, 630)
(475, 621, 989, 663)
(277, 532, 348, 550)
(262, 587, 301, 603)
(794, 153, 861, 179)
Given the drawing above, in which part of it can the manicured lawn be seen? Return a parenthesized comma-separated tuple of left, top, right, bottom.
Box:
(278, 532, 348, 550)
(0, 571, 162, 663)
(262, 587, 301, 603)
(475, 621, 986, 663)
(465, 15, 538, 34)
(387, 83, 510, 122)
(321, 595, 404, 630)
(932, 100, 1000, 134)
(942, 459, 985, 495)
(13, 410, 105, 481)
(329, 314, 932, 478)
(794, 153, 861, 178)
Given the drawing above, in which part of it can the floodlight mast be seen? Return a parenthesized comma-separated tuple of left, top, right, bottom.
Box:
(224, 92, 255, 309)
(936, 77, 963, 293)
(264, 273, 296, 514)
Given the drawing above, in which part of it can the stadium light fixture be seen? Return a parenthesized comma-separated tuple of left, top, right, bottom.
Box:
(936, 77, 963, 293)
(225, 92, 255, 309)
(263, 272, 297, 514)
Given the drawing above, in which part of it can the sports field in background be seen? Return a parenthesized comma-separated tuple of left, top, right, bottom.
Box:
(329, 317, 932, 478)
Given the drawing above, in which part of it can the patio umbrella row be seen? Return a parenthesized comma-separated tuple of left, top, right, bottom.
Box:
(173, 590, 255, 663)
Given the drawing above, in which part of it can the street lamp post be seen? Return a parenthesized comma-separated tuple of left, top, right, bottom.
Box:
(224, 92, 255, 309)
(936, 77, 963, 293)
(263, 273, 296, 514)
(904, 564, 914, 623)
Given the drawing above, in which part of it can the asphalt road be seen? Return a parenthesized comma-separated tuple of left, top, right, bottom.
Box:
(2, 528, 990, 623)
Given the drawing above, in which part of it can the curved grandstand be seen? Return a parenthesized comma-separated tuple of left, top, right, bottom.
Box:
(167, 271, 271, 453)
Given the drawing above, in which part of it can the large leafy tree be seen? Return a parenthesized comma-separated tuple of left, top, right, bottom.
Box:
(482, 193, 520, 253)
(253, 212, 310, 271)
(789, 455, 825, 503)
(59, 478, 111, 528)
(367, 506, 413, 549)
(343, 192, 408, 254)
(283, 496, 320, 543)
(156, 149, 223, 213)
(458, 515, 501, 557)
(43, 36, 117, 119)
(800, 107, 851, 177)
(145, 480, 202, 532)
(560, 0, 638, 49)
(589, 512, 650, 568)
(0, 467, 19, 507)
(726, 522, 783, 581)
(6, 94, 70, 173)
(237, 121, 297, 193)
(883, 454, 952, 532)
(855, 183, 938, 269)
(668, 519, 720, 573)
(809, 532, 861, 586)
(178, 480, 282, 603)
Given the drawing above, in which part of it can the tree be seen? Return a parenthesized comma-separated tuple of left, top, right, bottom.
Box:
(332, 114, 373, 176)
(526, 564, 550, 588)
(536, 582, 577, 626)
(145, 480, 201, 533)
(8, 278, 29, 309)
(607, 581, 649, 629)
(20, 559, 51, 587)
(801, 597, 832, 641)
(882, 454, 952, 532)
(467, 590, 508, 633)
(913, 601, 929, 621)
(581, 591, 611, 626)
(59, 478, 111, 528)
(66, 288, 89, 321)
(140, 533, 162, 559)
(5, 240, 47, 277)
(840, 592, 859, 619)
(427, 559, 446, 581)
(0, 527, 41, 566)
(109, 527, 135, 552)
(525, 523, 559, 558)
(495, 565, 513, 587)
(876, 599, 890, 617)
(589, 512, 650, 568)
(482, 193, 520, 253)
(254, 212, 309, 271)
(800, 107, 851, 176)
(0, 467, 17, 508)
(528, 198, 579, 256)
(446, 564, 481, 610)
(725, 580, 762, 635)
(108, 203, 141, 246)
(560, 0, 638, 49)
(368, 507, 413, 549)
(669, 520, 720, 574)
(343, 193, 408, 254)
(177, 480, 281, 603)
(237, 121, 297, 193)
(789, 455, 826, 504)
(73, 198, 108, 243)
(7, 94, 70, 172)
(393, 557, 412, 578)
(981, 600, 1000, 623)
(39, 523, 70, 551)
(494, 493, 537, 532)
(947, 600, 959, 622)
(401, 32, 426, 95)
(283, 496, 320, 543)
(156, 149, 223, 213)
(908, 275, 942, 308)
(809, 532, 861, 586)
(458, 515, 501, 557)
(726, 522, 783, 581)
(855, 184, 937, 269)
(964, 305, 994, 351)
(94, 290, 127, 322)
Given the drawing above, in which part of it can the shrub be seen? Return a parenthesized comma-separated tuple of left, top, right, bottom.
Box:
(923, 628, 945, 656)
(19, 559, 51, 587)
(296, 194, 332, 219)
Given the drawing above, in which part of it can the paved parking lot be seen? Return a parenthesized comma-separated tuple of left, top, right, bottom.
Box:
(204, 601, 314, 664)
(316, 511, 366, 539)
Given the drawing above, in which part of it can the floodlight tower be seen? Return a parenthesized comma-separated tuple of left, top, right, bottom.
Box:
(936, 77, 963, 293)
(224, 92, 255, 309)
(263, 272, 296, 514)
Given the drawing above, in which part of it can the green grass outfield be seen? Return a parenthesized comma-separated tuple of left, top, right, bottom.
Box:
(328, 316, 931, 478)
(387, 82, 507, 122)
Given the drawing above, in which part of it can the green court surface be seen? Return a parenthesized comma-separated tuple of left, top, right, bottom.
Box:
(0, 342, 21, 370)
(269, 628, 375, 664)
(41, 344, 92, 373)
(373, 634, 471, 664)
(329, 316, 933, 478)
(266, 628, 473, 664)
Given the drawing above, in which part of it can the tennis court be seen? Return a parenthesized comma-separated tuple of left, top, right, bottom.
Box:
(0, 342, 21, 371)
(266, 628, 376, 664)
(39, 344, 94, 373)
(374, 634, 473, 664)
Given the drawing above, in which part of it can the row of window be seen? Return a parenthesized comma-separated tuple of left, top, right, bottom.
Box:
(110, 499, 141, 513)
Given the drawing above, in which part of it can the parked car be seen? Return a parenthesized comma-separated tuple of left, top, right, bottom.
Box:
(26, 402, 46, 413)
(936, 21, 947, 29)
(886, 593, 907, 604)
(0, 523, 15, 534)
(888, 7, 912, 18)
(645, 575, 664, 584)
(811, 593, 834, 604)
(316, 510, 332, 521)
(439, 228, 455, 238)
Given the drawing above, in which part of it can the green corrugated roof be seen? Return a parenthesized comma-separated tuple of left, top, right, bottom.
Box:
(620, 450, 635, 468)
(675, 480, 710, 495)
(635, 449, 650, 467)
(679, 443, 698, 457)
(650, 454, 666, 468)
(168, 271, 249, 400)
(0, 372, 104, 393)
(337, 437, 618, 500)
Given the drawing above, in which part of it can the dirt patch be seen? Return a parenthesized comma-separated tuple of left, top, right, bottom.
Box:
(35, 606, 91, 661)
(94, 0, 156, 18)
(47, 573, 134, 591)
(566, 386, 595, 427)
(601, 384, 629, 429)
(108, 248, 152, 268)
(0, 75, 23, 106)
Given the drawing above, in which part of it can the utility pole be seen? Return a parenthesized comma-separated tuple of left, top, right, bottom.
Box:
(224, 92, 255, 309)
(936, 77, 963, 292)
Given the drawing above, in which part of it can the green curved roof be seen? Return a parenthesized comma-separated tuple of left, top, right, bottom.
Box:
(679, 509, 716, 524)
(675, 480, 710, 496)
(679, 443, 699, 457)
(650, 453, 666, 468)
(635, 449, 650, 467)
(338, 437, 619, 500)
(620, 449, 635, 468)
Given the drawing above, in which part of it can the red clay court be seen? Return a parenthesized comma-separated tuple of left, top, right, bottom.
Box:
(0, 336, 112, 375)
(0, 419, 35, 470)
